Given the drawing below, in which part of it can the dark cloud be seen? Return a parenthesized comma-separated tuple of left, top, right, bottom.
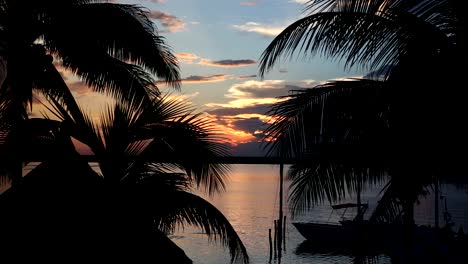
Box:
(238, 74, 257, 79)
(231, 84, 308, 99)
(149, 10, 185, 32)
(202, 59, 256, 67)
(231, 117, 266, 134)
(279, 69, 288, 73)
(207, 104, 271, 116)
(180, 74, 230, 83)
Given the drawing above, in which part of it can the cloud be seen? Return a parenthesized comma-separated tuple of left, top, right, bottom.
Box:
(227, 80, 315, 99)
(207, 104, 271, 117)
(233, 22, 286, 37)
(180, 74, 231, 84)
(237, 74, 257, 79)
(206, 80, 316, 108)
(199, 59, 256, 68)
(240, 1, 257, 6)
(231, 117, 266, 134)
(151, 0, 166, 3)
(204, 79, 316, 145)
(279, 69, 288, 73)
(156, 74, 232, 85)
(206, 98, 282, 109)
(175, 52, 200, 63)
(149, 10, 186, 32)
(291, 0, 309, 3)
(175, 53, 256, 68)
(159, 92, 199, 106)
(203, 80, 318, 150)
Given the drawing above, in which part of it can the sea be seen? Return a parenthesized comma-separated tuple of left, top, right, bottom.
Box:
(171, 164, 468, 264)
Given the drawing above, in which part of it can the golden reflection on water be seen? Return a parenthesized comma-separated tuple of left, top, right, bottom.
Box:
(172, 164, 468, 264)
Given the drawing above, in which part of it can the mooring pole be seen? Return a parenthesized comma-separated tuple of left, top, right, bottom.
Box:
(277, 163, 284, 257)
(273, 220, 277, 258)
(268, 228, 273, 262)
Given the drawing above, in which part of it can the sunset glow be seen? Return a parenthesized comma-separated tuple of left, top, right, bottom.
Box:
(28, 0, 361, 156)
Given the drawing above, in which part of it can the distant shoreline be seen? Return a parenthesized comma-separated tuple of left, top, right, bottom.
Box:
(18, 155, 297, 164)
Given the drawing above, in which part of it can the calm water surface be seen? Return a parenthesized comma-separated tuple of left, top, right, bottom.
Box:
(172, 164, 468, 264)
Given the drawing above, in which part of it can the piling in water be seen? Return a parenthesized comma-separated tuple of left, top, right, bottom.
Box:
(268, 228, 272, 262)
(273, 220, 277, 257)
(283, 215, 286, 250)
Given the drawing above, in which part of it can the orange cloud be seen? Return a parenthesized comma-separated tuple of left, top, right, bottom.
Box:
(205, 80, 316, 109)
(175, 52, 200, 63)
(204, 113, 257, 146)
(206, 98, 283, 108)
(149, 10, 186, 32)
(201, 80, 318, 147)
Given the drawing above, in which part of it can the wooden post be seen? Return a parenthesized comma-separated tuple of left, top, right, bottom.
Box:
(277, 163, 284, 257)
(273, 220, 277, 257)
(268, 229, 272, 262)
(283, 215, 286, 249)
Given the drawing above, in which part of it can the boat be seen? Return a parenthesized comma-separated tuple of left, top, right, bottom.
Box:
(292, 180, 467, 256)
(292, 202, 402, 246)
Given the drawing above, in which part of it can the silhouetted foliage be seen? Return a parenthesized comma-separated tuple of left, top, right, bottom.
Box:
(261, 0, 467, 224)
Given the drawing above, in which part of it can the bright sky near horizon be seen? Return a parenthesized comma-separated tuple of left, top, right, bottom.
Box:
(41, 0, 365, 156)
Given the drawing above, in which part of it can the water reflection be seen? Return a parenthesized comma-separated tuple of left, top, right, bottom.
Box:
(173, 164, 468, 264)
(295, 240, 390, 264)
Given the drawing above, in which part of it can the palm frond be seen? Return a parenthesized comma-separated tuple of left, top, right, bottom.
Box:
(259, 3, 403, 76)
(368, 181, 403, 223)
(146, 189, 249, 264)
(142, 112, 231, 195)
(98, 94, 232, 194)
(43, 2, 180, 98)
(44, 95, 105, 157)
(264, 79, 389, 159)
(288, 161, 387, 217)
(259, 0, 455, 77)
(31, 55, 82, 116)
(55, 50, 156, 103)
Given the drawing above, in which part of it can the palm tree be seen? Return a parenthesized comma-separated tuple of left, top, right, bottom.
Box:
(259, 0, 467, 224)
(263, 79, 431, 224)
(16, 94, 248, 263)
(264, 80, 392, 216)
(0, 0, 180, 183)
(0, 0, 179, 112)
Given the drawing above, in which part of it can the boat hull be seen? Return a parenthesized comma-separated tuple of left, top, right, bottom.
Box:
(293, 221, 405, 246)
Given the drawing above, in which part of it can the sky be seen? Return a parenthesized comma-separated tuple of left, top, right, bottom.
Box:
(39, 0, 364, 156)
